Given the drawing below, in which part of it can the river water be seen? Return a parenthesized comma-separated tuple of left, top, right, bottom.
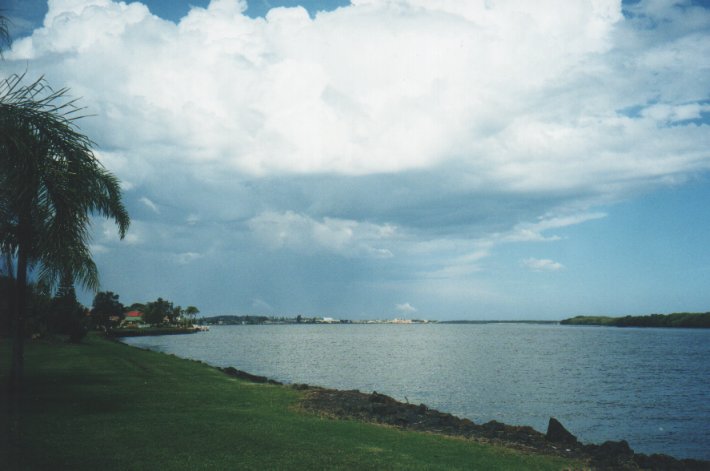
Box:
(122, 323, 710, 460)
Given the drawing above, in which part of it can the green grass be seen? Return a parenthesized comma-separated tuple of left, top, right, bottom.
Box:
(1, 335, 582, 470)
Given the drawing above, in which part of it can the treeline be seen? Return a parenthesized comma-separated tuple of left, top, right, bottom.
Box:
(441, 320, 557, 325)
(0, 275, 200, 342)
(125, 298, 200, 327)
(561, 312, 710, 328)
(1, 275, 90, 342)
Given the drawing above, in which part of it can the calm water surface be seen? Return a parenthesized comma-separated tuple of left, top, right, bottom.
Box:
(123, 323, 710, 460)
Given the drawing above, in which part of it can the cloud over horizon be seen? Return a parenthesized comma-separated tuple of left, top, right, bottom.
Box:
(3, 0, 709, 318)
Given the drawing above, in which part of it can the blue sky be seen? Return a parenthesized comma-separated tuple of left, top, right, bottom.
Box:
(2, 0, 710, 320)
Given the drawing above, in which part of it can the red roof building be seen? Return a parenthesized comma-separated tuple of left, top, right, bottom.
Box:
(122, 311, 145, 327)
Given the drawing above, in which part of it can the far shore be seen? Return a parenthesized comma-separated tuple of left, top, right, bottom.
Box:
(193, 311, 710, 328)
(560, 312, 710, 328)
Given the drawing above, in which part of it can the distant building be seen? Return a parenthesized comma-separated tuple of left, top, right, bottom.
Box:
(391, 318, 413, 324)
(122, 310, 146, 328)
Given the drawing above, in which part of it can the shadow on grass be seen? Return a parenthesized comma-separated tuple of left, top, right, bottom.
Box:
(2, 367, 129, 418)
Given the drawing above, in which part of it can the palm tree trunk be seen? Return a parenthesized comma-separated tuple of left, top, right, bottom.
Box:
(9, 222, 30, 395)
(6, 240, 26, 471)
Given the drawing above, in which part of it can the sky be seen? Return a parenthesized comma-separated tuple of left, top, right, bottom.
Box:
(2, 0, 709, 320)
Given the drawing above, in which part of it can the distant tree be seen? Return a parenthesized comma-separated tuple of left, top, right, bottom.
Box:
(184, 306, 199, 323)
(91, 291, 124, 330)
(143, 298, 173, 326)
(296, 314, 302, 323)
(1, 276, 52, 338)
(170, 305, 182, 324)
(23, 281, 52, 337)
(128, 302, 146, 312)
(48, 272, 87, 343)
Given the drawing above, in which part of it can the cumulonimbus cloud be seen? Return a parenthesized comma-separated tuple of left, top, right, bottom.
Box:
(4, 0, 709, 318)
(6, 0, 709, 193)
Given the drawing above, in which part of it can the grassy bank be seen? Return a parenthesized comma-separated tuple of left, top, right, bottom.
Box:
(1, 335, 581, 470)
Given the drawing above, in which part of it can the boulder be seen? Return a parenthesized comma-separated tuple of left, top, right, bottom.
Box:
(586, 440, 637, 470)
(220, 366, 282, 385)
(545, 417, 579, 445)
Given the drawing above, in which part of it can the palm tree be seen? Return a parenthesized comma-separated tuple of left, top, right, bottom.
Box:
(0, 72, 130, 393)
(185, 306, 200, 323)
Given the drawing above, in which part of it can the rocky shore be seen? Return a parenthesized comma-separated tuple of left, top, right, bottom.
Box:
(220, 366, 710, 471)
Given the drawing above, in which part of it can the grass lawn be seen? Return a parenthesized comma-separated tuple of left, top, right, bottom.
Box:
(1, 334, 583, 470)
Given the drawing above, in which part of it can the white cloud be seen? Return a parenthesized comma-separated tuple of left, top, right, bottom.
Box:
(420, 247, 489, 280)
(6, 0, 707, 192)
(139, 196, 160, 214)
(522, 258, 565, 272)
(503, 212, 607, 243)
(172, 251, 202, 265)
(642, 103, 710, 124)
(414, 210, 603, 280)
(248, 210, 395, 258)
(96, 218, 141, 245)
(396, 302, 417, 314)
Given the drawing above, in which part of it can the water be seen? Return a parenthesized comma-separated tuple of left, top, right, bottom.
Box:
(122, 323, 710, 460)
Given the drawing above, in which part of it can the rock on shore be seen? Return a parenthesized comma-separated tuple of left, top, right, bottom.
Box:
(297, 387, 709, 471)
(219, 367, 709, 470)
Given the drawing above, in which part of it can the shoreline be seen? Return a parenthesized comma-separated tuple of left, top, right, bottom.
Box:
(216, 365, 710, 470)
(3, 335, 585, 470)
(106, 326, 204, 337)
(116, 333, 710, 468)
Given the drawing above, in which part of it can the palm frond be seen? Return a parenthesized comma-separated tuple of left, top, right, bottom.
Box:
(0, 73, 130, 292)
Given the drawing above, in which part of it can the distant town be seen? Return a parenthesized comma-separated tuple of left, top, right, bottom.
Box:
(195, 312, 710, 328)
(197, 315, 563, 326)
(198, 315, 436, 325)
